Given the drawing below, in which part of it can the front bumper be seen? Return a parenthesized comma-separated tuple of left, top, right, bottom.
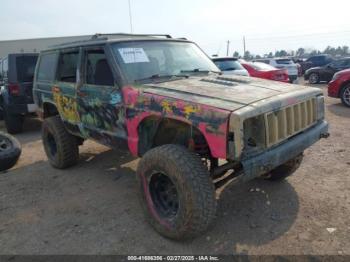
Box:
(328, 79, 341, 98)
(240, 120, 329, 181)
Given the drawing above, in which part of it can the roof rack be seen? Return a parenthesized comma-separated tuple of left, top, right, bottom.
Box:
(49, 33, 175, 49)
(91, 33, 172, 39)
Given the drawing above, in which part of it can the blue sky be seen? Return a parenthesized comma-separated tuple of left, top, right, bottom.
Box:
(1, 0, 350, 56)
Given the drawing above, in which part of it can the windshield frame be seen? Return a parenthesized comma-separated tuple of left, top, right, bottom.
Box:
(108, 39, 220, 84)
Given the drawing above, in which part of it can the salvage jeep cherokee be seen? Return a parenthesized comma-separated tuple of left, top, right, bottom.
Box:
(33, 34, 329, 240)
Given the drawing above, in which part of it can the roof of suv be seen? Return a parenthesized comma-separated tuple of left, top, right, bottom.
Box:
(44, 33, 190, 51)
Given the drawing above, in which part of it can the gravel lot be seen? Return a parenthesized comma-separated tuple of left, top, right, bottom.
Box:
(0, 83, 349, 255)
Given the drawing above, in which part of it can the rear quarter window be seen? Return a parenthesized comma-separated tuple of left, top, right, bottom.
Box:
(16, 56, 38, 82)
(37, 53, 59, 82)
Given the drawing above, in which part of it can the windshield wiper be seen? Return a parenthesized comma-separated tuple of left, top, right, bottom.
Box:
(180, 68, 221, 75)
(134, 74, 189, 83)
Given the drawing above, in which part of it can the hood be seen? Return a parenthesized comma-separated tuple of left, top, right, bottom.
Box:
(143, 75, 313, 111)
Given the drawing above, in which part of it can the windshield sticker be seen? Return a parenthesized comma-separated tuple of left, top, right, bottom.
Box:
(118, 48, 150, 63)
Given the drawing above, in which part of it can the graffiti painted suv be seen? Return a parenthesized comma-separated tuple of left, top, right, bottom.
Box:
(33, 34, 329, 240)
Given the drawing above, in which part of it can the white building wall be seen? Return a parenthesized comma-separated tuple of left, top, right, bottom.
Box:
(0, 35, 92, 57)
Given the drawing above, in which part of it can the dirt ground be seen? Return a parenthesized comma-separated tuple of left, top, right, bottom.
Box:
(0, 82, 349, 255)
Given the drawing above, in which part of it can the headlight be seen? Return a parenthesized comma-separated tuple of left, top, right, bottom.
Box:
(243, 116, 266, 150)
(316, 96, 325, 120)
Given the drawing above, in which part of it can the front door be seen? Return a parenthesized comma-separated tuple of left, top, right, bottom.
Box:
(77, 46, 127, 147)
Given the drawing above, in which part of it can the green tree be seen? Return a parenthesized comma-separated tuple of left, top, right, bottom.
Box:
(233, 51, 240, 58)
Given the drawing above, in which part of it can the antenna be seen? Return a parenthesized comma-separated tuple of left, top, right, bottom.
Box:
(128, 0, 133, 33)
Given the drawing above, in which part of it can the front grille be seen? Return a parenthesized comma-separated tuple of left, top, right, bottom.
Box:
(265, 98, 317, 147)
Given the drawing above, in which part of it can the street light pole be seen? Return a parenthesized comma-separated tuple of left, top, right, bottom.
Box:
(226, 40, 230, 56)
(128, 0, 133, 33)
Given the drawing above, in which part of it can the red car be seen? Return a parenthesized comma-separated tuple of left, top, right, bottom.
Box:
(328, 69, 350, 107)
(241, 61, 289, 83)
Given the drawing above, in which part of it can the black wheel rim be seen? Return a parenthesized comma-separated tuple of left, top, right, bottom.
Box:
(46, 131, 57, 157)
(149, 172, 179, 221)
(0, 137, 12, 153)
(309, 73, 318, 84)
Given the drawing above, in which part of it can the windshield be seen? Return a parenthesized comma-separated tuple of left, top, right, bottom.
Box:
(249, 62, 276, 71)
(16, 56, 38, 82)
(213, 59, 244, 71)
(111, 41, 219, 83)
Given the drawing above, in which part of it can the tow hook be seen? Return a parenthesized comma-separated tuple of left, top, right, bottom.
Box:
(320, 133, 330, 139)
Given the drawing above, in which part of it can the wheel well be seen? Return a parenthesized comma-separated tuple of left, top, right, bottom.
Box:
(339, 80, 350, 97)
(137, 117, 211, 157)
(43, 103, 59, 118)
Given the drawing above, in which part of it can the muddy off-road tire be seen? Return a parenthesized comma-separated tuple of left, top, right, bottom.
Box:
(263, 154, 304, 181)
(136, 145, 217, 240)
(0, 131, 21, 172)
(42, 116, 79, 169)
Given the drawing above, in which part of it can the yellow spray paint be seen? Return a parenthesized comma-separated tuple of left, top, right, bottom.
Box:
(53, 92, 80, 123)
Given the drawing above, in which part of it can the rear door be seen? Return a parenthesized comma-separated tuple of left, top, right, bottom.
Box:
(14, 54, 38, 107)
(77, 45, 127, 146)
(54, 49, 81, 131)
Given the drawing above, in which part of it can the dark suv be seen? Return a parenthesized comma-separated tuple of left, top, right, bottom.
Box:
(300, 55, 333, 74)
(33, 34, 328, 240)
(0, 53, 38, 133)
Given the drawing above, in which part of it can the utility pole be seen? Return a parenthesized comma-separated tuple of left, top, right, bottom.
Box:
(243, 36, 246, 56)
(226, 40, 230, 56)
(128, 0, 133, 33)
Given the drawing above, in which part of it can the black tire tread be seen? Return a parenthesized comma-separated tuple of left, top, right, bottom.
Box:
(42, 116, 79, 169)
(4, 110, 23, 134)
(0, 132, 21, 172)
(137, 144, 216, 240)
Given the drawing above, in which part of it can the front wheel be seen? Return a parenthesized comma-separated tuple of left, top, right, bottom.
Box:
(340, 84, 350, 107)
(136, 145, 217, 240)
(262, 154, 304, 181)
(308, 73, 319, 84)
(42, 115, 79, 169)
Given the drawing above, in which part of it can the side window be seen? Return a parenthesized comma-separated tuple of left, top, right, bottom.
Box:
(37, 53, 58, 82)
(57, 51, 79, 83)
(84, 49, 114, 86)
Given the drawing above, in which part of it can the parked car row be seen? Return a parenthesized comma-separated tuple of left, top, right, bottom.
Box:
(212, 57, 293, 83)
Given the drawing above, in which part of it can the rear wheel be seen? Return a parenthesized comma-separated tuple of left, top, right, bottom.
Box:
(136, 145, 216, 240)
(42, 115, 79, 169)
(340, 84, 350, 107)
(308, 73, 319, 84)
(4, 109, 24, 134)
(262, 154, 304, 181)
